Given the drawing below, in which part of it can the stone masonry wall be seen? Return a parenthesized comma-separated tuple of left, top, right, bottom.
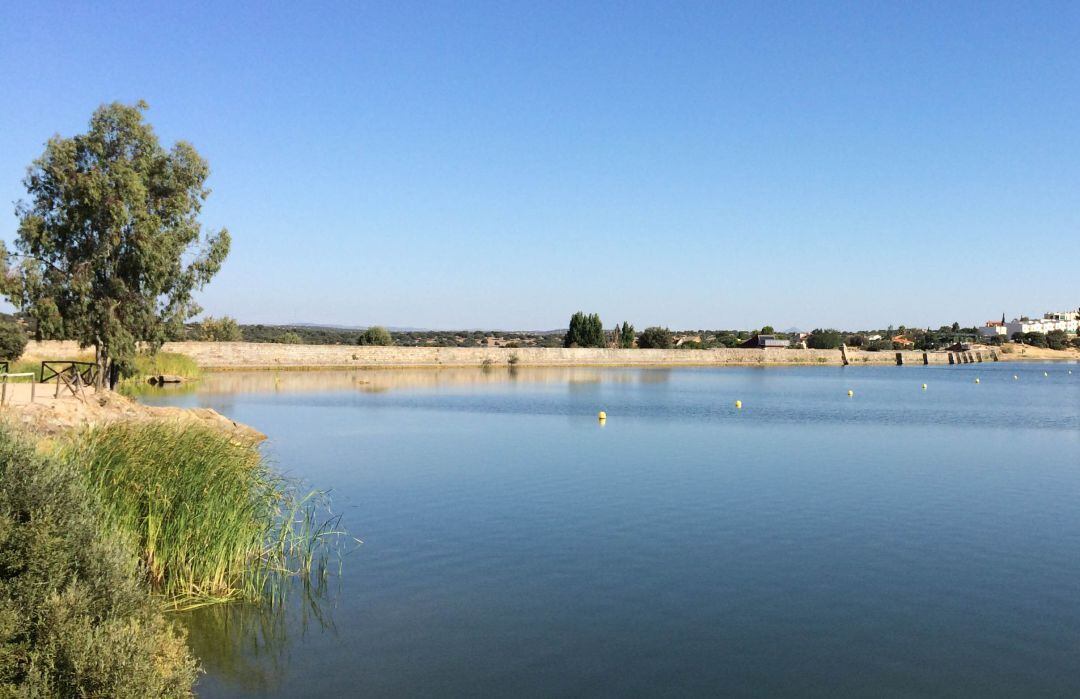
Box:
(22, 341, 961, 369)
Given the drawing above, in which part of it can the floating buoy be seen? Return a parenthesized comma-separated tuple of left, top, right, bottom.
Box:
(847, 390, 854, 397)
(1013, 375, 1019, 380)
(735, 400, 742, 409)
(597, 411, 606, 421)
(922, 383, 927, 390)
(975, 378, 980, 384)
(1044, 372, 1049, 377)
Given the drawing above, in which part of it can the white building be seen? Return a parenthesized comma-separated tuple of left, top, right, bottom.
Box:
(980, 309, 1079, 338)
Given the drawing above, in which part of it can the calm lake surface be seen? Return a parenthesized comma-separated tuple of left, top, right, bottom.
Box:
(141, 362, 1080, 697)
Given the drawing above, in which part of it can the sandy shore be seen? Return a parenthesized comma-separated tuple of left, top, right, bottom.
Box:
(0, 381, 264, 442)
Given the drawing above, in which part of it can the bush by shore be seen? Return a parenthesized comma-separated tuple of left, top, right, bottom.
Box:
(0, 426, 197, 696)
(0, 418, 341, 695)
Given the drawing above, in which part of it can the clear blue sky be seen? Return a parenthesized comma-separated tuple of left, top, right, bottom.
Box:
(1, 2, 1077, 330)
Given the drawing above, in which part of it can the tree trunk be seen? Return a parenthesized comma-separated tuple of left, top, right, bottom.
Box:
(94, 344, 109, 391)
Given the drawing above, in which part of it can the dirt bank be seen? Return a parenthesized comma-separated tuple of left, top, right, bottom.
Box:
(0, 382, 265, 442)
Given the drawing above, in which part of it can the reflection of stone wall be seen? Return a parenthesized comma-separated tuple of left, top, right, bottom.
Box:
(24, 341, 962, 368)
(190, 367, 673, 395)
(172, 343, 850, 368)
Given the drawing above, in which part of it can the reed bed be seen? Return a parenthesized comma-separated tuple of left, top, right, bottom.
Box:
(64, 422, 339, 609)
(131, 350, 201, 378)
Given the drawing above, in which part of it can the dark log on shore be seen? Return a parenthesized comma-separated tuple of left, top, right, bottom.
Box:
(147, 375, 185, 385)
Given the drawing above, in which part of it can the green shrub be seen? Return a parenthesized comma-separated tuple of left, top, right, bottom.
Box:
(638, 326, 673, 349)
(0, 322, 27, 361)
(357, 326, 392, 346)
(65, 423, 336, 608)
(807, 329, 843, 350)
(278, 331, 304, 344)
(1046, 330, 1069, 351)
(1021, 331, 1048, 348)
(0, 427, 197, 696)
(194, 316, 242, 341)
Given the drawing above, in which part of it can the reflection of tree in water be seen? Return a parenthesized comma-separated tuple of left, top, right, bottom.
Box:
(182, 576, 337, 694)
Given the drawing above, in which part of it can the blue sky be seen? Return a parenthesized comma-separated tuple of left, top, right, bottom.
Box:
(1, 2, 1077, 330)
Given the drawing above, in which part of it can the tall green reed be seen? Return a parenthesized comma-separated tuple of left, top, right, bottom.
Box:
(65, 422, 340, 610)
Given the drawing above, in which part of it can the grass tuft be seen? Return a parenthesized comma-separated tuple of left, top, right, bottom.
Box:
(63, 422, 340, 609)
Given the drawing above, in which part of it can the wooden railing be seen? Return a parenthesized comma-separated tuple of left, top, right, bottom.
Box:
(40, 361, 98, 402)
(41, 361, 98, 386)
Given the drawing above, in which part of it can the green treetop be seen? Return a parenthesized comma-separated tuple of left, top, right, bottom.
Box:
(563, 312, 605, 348)
(2, 101, 230, 388)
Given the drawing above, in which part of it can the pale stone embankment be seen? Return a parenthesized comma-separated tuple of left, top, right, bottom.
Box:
(21, 340, 970, 369)
(25, 340, 1076, 372)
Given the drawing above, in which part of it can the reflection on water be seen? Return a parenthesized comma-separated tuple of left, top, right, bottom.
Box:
(184, 578, 337, 695)
(171, 366, 675, 395)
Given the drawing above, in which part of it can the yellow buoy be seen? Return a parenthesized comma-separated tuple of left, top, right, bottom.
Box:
(847, 390, 854, 397)
(597, 411, 606, 421)
(922, 383, 927, 390)
(975, 378, 980, 384)
(735, 400, 742, 409)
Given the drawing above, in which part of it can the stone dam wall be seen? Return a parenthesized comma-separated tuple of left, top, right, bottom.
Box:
(24, 341, 993, 369)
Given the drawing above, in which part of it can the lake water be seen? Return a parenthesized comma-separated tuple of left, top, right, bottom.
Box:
(141, 362, 1080, 697)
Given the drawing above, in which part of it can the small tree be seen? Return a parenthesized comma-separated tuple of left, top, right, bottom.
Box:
(278, 331, 303, 344)
(637, 326, 673, 349)
(358, 326, 393, 346)
(563, 312, 605, 348)
(0, 321, 28, 360)
(2, 102, 230, 388)
(614, 321, 635, 348)
(760, 325, 775, 335)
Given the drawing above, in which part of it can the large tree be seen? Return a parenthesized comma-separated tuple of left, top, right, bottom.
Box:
(563, 312, 605, 348)
(2, 101, 230, 388)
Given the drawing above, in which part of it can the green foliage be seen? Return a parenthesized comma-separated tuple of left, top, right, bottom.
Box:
(615, 321, 635, 348)
(845, 334, 865, 347)
(0, 321, 27, 360)
(563, 312, 605, 348)
(3, 101, 230, 387)
(0, 426, 198, 696)
(195, 315, 242, 342)
(1046, 329, 1069, 350)
(65, 422, 337, 609)
(1017, 331, 1048, 348)
(122, 351, 201, 381)
(278, 331, 303, 345)
(760, 325, 775, 335)
(357, 326, 393, 346)
(638, 326, 673, 349)
(807, 329, 843, 350)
